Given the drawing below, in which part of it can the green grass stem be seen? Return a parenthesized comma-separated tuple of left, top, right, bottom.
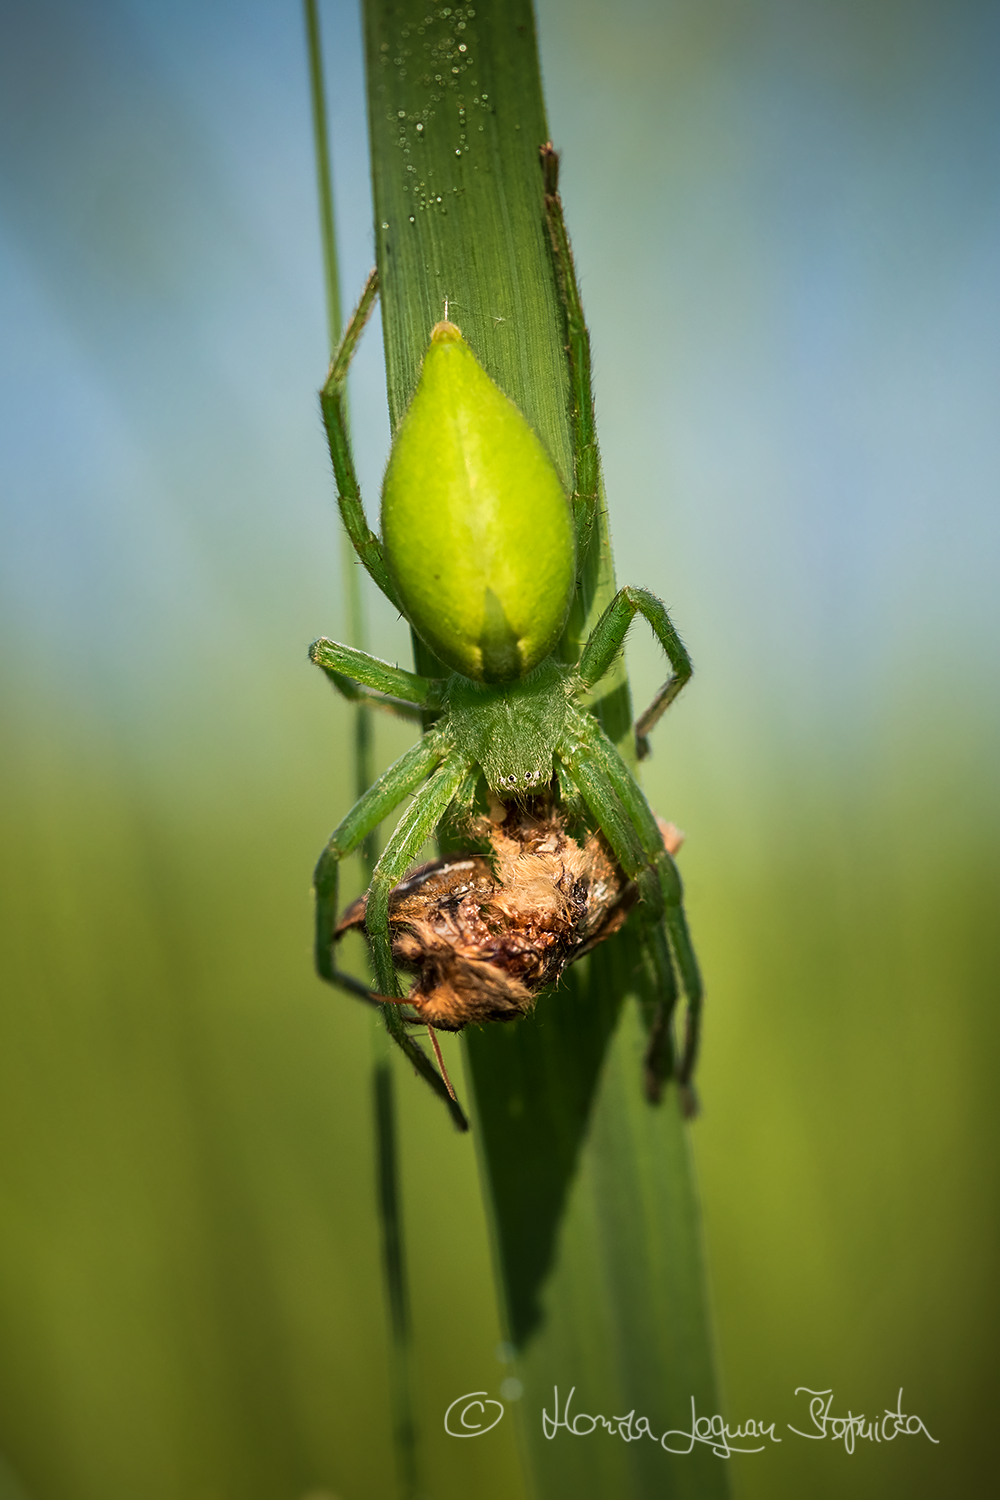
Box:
(361, 2, 728, 1494)
(305, 6, 419, 1495)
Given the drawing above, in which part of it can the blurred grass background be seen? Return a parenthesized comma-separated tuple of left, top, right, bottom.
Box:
(1, 1, 997, 1497)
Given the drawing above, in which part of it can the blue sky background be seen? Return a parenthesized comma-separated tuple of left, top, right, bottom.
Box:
(2, 0, 998, 758)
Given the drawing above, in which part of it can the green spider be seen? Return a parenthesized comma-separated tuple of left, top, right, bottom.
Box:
(310, 148, 702, 1130)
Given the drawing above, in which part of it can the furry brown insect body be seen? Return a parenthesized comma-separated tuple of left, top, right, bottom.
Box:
(336, 804, 638, 1030)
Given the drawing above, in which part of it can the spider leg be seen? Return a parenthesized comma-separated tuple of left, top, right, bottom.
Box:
(361, 753, 475, 1130)
(573, 714, 704, 1094)
(313, 733, 469, 1128)
(578, 585, 693, 761)
(541, 143, 599, 568)
(318, 268, 402, 609)
(315, 675, 426, 725)
(555, 737, 682, 1097)
(314, 733, 444, 986)
(310, 638, 446, 721)
(558, 715, 703, 1104)
(364, 752, 475, 993)
(639, 930, 680, 1104)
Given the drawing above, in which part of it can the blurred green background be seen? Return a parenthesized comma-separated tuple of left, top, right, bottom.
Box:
(1, 1, 997, 1497)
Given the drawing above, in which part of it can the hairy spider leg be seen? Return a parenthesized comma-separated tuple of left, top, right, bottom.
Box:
(572, 583, 700, 1096)
(313, 730, 469, 1130)
(638, 932, 681, 1106)
(316, 674, 425, 724)
(540, 160, 695, 756)
(310, 638, 447, 721)
(363, 753, 474, 1109)
(541, 143, 599, 566)
(578, 585, 694, 761)
(572, 709, 704, 1097)
(317, 267, 403, 610)
(554, 716, 682, 1097)
(363, 754, 474, 992)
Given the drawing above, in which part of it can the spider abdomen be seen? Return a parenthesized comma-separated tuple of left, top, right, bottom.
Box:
(381, 320, 575, 683)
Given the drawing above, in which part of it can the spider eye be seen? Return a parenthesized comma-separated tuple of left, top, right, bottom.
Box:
(525, 771, 536, 782)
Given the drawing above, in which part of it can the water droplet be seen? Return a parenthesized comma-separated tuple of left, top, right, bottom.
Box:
(416, 121, 424, 131)
(455, 148, 461, 155)
(381, 221, 389, 229)
(409, 215, 415, 223)
(397, 109, 406, 118)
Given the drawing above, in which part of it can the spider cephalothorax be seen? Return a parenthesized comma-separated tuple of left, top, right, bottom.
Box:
(310, 147, 702, 1128)
(444, 660, 570, 794)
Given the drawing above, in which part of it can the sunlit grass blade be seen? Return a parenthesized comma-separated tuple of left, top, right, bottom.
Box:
(362, 2, 728, 1494)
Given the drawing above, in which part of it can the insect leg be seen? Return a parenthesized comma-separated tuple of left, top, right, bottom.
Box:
(577, 585, 693, 760)
(541, 143, 599, 567)
(318, 268, 402, 609)
(310, 638, 446, 720)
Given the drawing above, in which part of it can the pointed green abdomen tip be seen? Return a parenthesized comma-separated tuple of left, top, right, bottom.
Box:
(431, 320, 463, 343)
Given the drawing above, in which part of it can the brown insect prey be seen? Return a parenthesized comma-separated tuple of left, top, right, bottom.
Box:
(337, 804, 682, 1031)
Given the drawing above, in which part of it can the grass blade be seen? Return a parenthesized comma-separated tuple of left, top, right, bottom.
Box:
(305, 5, 420, 1493)
(362, 2, 728, 1493)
